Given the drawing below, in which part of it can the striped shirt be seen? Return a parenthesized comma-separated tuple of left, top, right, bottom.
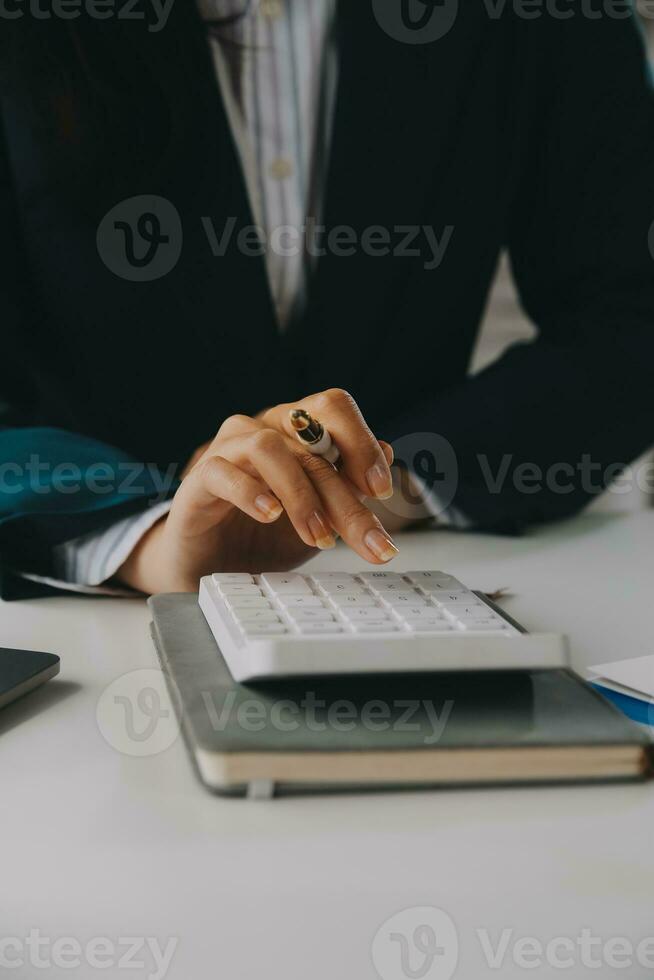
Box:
(201, 0, 338, 327)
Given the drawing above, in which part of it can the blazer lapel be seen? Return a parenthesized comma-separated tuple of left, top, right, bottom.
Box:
(141, 1, 295, 416)
(286, 0, 495, 401)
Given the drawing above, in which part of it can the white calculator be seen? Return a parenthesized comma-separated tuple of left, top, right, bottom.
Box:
(198, 570, 568, 682)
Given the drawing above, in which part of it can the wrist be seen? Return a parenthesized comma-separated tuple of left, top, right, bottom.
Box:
(115, 516, 168, 594)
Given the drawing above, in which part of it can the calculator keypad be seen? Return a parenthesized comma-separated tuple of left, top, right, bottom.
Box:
(211, 571, 517, 641)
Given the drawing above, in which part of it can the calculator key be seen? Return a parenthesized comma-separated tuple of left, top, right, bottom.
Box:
(406, 621, 456, 633)
(233, 609, 281, 622)
(329, 594, 378, 607)
(227, 596, 273, 608)
(351, 623, 401, 633)
(310, 573, 356, 583)
(396, 607, 445, 621)
(318, 582, 366, 595)
(240, 623, 288, 635)
(277, 595, 326, 608)
(459, 621, 511, 631)
(340, 608, 393, 622)
(218, 583, 264, 596)
(420, 587, 470, 600)
(296, 622, 344, 634)
(367, 580, 413, 593)
(415, 582, 468, 596)
(453, 606, 503, 622)
(406, 571, 464, 588)
(433, 593, 481, 607)
(442, 608, 488, 624)
(260, 573, 313, 594)
(404, 570, 447, 580)
(212, 573, 255, 584)
(288, 609, 336, 622)
(379, 592, 426, 606)
(358, 571, 404, 582)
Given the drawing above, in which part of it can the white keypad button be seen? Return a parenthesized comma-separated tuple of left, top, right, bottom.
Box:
(406, 571, 463, 588)
(404, 571, 445, 580)
(380, 592, 426, 606)
(412, 580, 467, 595)
(397, 607, 444, 621)
(358, 571, 404, 582)
(277, 595, 325, 608)
(352, 623, 401, 633)
(296, 622, 344, 634)
(459, 621, 510, 632)
(441, 610, 487, 626)
(318, 582, 366, 595)
(433, 593, 481, 607)
(407, 621, 456, 633)
(288, 609, 336, 622)
(310, 573, 355, 583)
(218, 583, 263, 597)
(329, 594, 378, 607)
(227, 596, 272, 608)
(410, 576, 469, 593)
(340, 608, 392, 622)
(368, 581, 413, 593)
(454, 606, 502, 622)
(240, 623, 288, 635)
(233, 609, 281, 623)
(212, 573, 255, 584)
(260, 573, 313, 594)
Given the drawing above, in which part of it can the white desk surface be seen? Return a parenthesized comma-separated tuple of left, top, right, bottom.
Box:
(1, 512, 652, 979)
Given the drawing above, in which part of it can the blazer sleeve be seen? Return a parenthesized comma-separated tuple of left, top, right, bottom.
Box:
(0, 428, 178, 598)
(0, 118, 177, 599)
(383, 11, 654, 533)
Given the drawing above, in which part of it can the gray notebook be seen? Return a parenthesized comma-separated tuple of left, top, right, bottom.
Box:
(149, 594, 653, 798)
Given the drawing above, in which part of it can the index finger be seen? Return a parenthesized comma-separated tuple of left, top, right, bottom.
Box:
(261, 388, 394, 501)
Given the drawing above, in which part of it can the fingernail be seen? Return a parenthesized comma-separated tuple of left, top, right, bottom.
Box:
(366, 463, 393, 500)
(364, 528, 399, 563)
(255, 494, 283, 520)
(308, 511, 336, 550)
(381, 442, 395, 466)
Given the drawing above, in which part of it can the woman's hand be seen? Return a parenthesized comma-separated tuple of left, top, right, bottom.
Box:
(117, 389, 399, 594)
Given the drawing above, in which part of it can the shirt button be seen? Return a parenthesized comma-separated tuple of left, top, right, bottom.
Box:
(260, 0, 283, 19)
(269, 157, 294, 180)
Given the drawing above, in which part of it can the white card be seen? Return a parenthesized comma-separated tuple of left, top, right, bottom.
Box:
(588, 655, 654, 702)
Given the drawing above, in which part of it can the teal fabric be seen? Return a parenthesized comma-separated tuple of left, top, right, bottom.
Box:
(0, 428, 178, 597)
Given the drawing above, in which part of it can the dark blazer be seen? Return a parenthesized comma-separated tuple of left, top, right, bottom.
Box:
(2, 1, 654, 597)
